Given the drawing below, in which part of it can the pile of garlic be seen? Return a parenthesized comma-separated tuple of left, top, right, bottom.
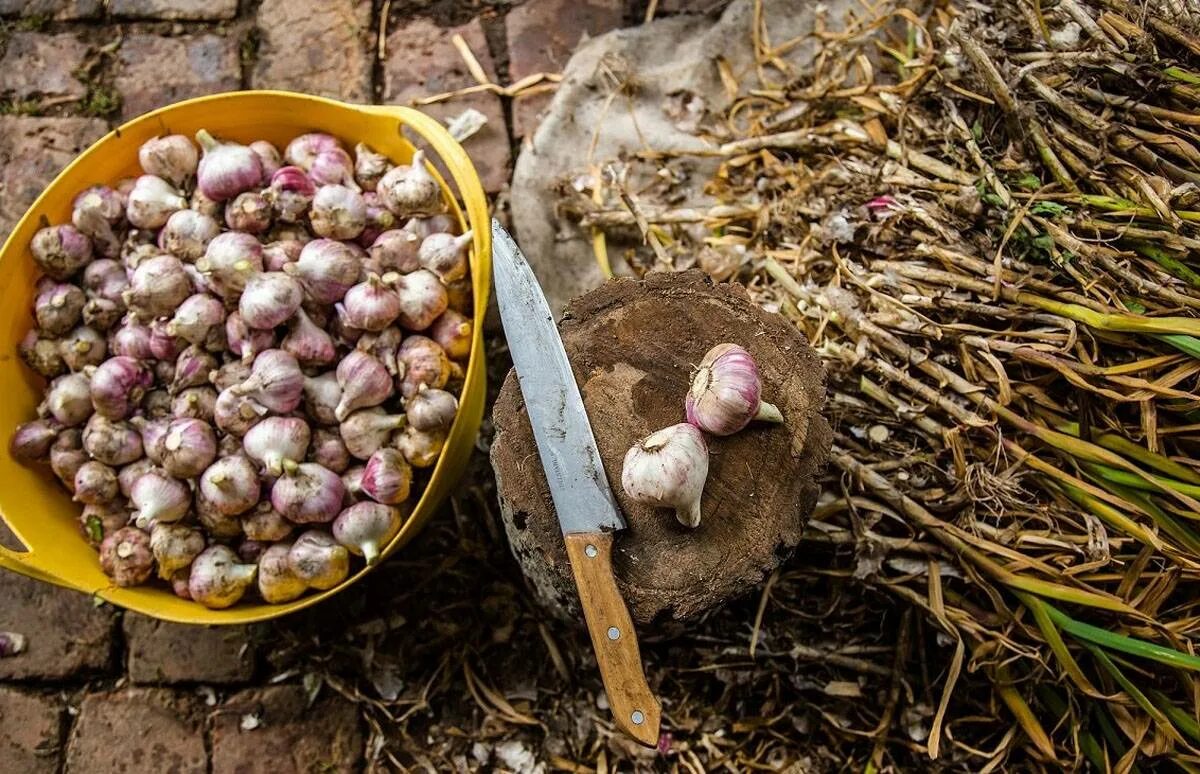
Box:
(622, 344, 782, 527)
(10, 129, 473, 608)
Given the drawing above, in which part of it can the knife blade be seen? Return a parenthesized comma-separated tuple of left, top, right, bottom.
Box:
(492, 220, 661, 747)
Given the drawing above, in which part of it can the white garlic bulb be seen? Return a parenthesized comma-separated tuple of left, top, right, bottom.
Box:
(621, 423, 709, 528)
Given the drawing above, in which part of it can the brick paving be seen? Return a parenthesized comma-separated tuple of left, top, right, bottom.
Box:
(0, 0, 727, 768)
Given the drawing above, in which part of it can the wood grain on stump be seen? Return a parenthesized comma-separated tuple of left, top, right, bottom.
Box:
(490, 270, 831, 626)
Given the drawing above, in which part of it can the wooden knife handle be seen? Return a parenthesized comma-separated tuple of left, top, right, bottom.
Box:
(563, 532, 661, 747)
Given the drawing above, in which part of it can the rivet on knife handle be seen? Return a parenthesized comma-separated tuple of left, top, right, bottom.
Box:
(563, 532, 661, 747)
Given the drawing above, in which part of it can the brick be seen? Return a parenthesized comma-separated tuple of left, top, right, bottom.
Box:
(109, 0, 237, 19)
(0, 687, 63, 774)
(66, 689, 206, 774)
(0, 116, 108, 236)
(505, 0, 625, 137)
(384, 18, 510, 193)
(124, 613, 257, 684)
(0, 32, 90, 101)
(0, 570, 114, 680)
(115, 33, 240, 121)
(211, 685, 362, 774)
(0, 0, 100, 18)
(251, 0, 373, 102)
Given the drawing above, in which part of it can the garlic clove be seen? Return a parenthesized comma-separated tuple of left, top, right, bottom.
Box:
(188, 545, 257, 609)
(685, 343, 783, 436)
(287, 530, 349, 591)
(332, 502, 403, 565)
(622, 423, 710, 528)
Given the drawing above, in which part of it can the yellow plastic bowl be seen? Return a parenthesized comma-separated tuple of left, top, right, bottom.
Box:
(0, 91, 490, 624)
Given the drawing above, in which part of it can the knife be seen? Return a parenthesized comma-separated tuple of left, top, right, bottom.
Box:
(491, 220, 662, 747)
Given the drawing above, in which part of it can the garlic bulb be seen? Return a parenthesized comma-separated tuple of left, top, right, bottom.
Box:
(199, 455, 260, 516)
(198, 232, 264, 300)
(225, 191, 273, 234)
(230, 349, 304, 413)
(309, 428, 351, 473)
(160, 417, 217, 478)
(138, 135, 199, 188)
(168, 293, 225, 347)
(395, 425, 445, 468)
(188, 545, 257, 609)
(20, 330, 66, 378)
(10, 418, 60, 463)
(287, 530, 349, 590)
(339, 407, 406, 460)
(60, 325, 107, 371)
(685, 343, 783, 436)
(332, 502, 403, 565)
(271, 462, 345, 524)
(339, 273, 400, 332)
(31, 224, 93, 280)
(239, 271, 303, 330)
(243, 501, 294, 542)
(99, 527, 154, 587)
(250, 140, 282, 178)
(42, 372, 93, 426)
(369, 229, 421, 274)
(73, 460, 119, 505)
(334, 350, 393, 421)
(126, 176, 187, 229)
(159, 209, 219, 262)
(82, 414, 143, 466)
(378, 150, 442, 217)
(51, 429, 88, 490)
(309, 184, 366, 240)
(621, 423, 709, 528)
(150, 522, 205, 580)
(282, 307, 336, 367)
(397, 335, 450, 398)
(393, 269, 448, 331)
(354, 143, 392, 191)
(257, 542, 307, 603)
(34, 279, 86, 336)
(417, 231, 472, 282)
(361, 448, 412, 505)
(287, 238, 364, 304)
(243, 416, 311, 476)
(131, 469, 191, 529)
(404, 385, 458, 432)
(195, 130, 264, 202)
(429, 310, 472, 361)
(72, 187, 124, 259)
(124, 254, 192, 320)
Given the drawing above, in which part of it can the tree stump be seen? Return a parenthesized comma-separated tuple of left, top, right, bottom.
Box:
(490, 270, 831, 626)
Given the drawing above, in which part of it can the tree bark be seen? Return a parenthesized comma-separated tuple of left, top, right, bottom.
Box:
(490, 270, 831, 626)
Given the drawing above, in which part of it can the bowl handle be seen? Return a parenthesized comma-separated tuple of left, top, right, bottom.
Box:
(358, 105, 492, 284)
(0, 539, 74, 588)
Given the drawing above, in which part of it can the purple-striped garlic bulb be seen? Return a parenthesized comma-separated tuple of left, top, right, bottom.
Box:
(684, 343, 783, 436)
